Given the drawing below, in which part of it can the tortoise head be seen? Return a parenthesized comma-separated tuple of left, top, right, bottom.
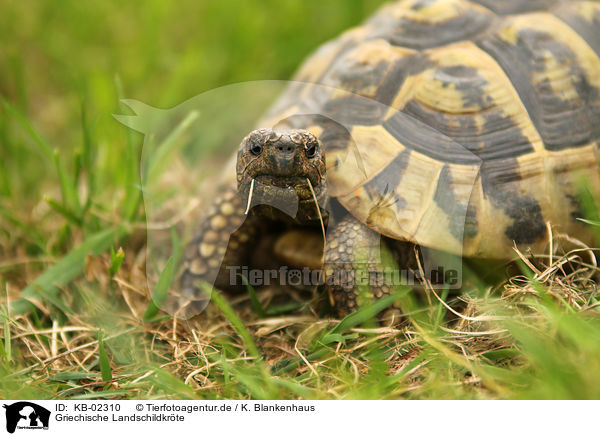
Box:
(236, 128, 327, 222)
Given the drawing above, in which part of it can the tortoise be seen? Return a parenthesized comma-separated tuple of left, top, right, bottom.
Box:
(178, 0, 600, 317)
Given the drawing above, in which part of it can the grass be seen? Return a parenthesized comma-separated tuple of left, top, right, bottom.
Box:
(2, 0, 600, 400)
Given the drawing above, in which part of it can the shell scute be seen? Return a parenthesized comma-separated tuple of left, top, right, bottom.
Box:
(256, 0, 600, 257)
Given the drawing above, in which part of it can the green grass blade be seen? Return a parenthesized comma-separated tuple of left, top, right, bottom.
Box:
(49, 372, 98, 382)
(325, 288, 411, 338)
(144, 368, 199, 399)
(0, 205, 46, 248)
(143, 256, 175, 320)
(240, 275, 266, 318)
(69, 391, 130, 400)
(10, 225, 129, 314)
(271, 348, 329, 376)
(53, 149, 81, 215)
(144, 227, 181, 319)
(115, 75, 143, 222)
(204, 285, 260, 358)
(44, 196, 83, 226)
(0, 158, 11, 197)
(97, 329, 113, 382)
(79, 100, 96, 213)
(108, 247, 125, 277)
(144, 110, 199, 185)
(270, 377, 317, 398)
(577, 218, 600, 227)
(1, 282, 11, 363)
(2, 98, 53, 160)
(73, 149, 83, 188)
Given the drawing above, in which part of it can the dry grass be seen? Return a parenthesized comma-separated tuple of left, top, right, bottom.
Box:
(2, 219, 600, 399)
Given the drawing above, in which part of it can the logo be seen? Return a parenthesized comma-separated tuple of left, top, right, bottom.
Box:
(2, 402, 50, 434)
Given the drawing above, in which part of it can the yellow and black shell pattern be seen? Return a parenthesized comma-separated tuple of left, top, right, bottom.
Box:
(259, 0, 600, 259)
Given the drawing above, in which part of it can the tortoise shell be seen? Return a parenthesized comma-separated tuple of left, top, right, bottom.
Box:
(252, 0, 600, 258)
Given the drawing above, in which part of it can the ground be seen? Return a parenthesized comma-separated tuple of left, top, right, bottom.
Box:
(1, 0, 600, 400)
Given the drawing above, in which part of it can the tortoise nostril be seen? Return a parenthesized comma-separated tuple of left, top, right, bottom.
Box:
(276, 144, 295, 153)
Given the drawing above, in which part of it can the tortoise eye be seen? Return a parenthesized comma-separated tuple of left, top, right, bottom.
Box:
(305, 142, 318, 158)
(249, 143, 263, 156)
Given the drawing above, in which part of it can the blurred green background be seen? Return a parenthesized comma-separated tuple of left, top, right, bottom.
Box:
(0, 0, 385, 210)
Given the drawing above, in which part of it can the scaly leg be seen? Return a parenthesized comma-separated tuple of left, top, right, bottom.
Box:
(323, 214, 414, 320)
(175, 186, 263, 317)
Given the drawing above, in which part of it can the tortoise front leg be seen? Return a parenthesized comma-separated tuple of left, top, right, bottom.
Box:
(176, 186, 262, 315)
(323, 214, 407, 320)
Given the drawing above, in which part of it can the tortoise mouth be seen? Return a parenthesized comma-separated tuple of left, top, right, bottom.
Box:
(240, 163, 323, 199)
(241, 173, 320, 202)
(254, 174, 313, 191)
(237, 167, 328, 223)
